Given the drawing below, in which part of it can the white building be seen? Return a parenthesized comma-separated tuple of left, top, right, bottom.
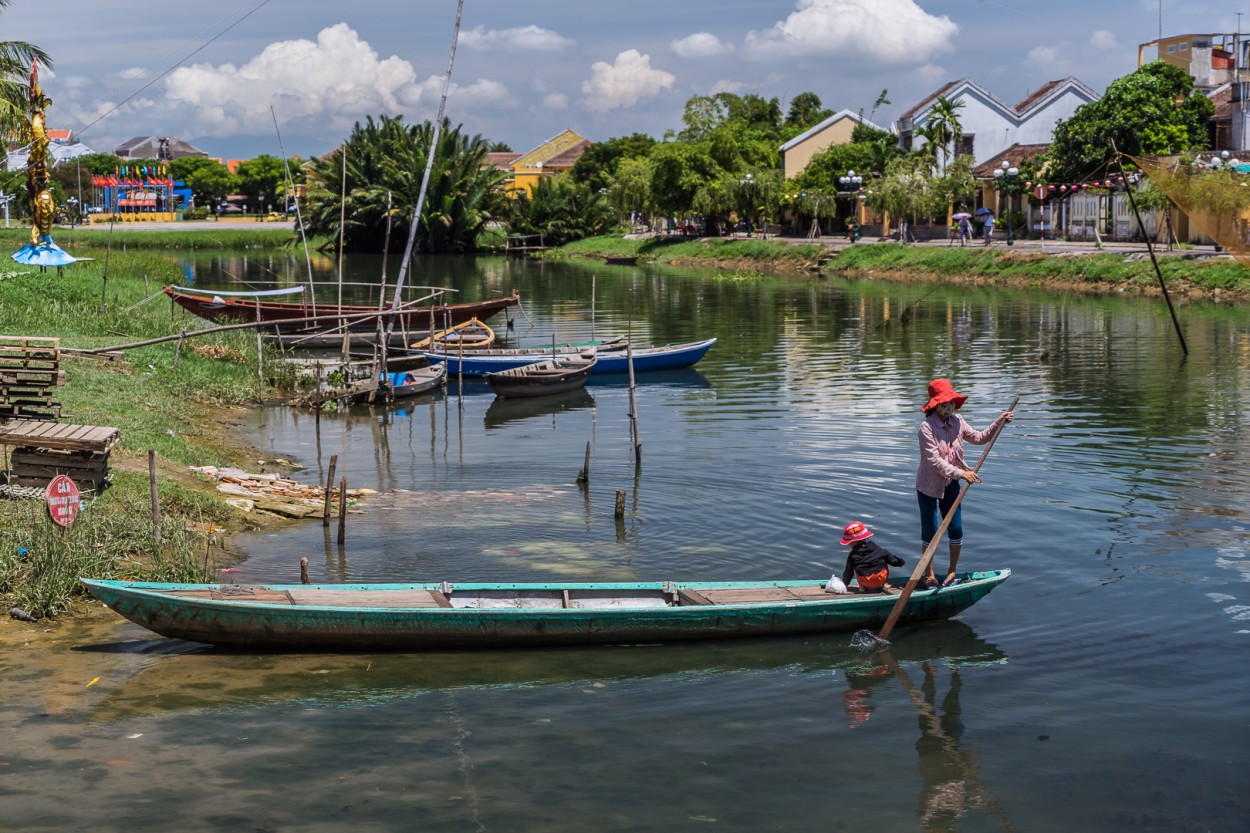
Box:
(894, 77, 1100, 169)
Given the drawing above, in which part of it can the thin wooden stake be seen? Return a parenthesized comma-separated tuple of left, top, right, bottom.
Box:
(172, 326, 186, 372)
(300, 556, 309, 584)
(614, 488, 626, 519)
(337, 476, 348, 545)
(577, 440, 590, 484)
(322, 453, 338, 526)
(256, 328, 265, 402)
(148, 449, 161, 547)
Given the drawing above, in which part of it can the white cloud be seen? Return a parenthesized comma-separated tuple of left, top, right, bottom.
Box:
(460, 25, 574, 51)
(163, 23, 419, 136)
(1090, 30, 1118, 49)
(581, 50, 675, 112)
(1028, 45, 1060, 65)
(542, 93, 569, 109)
(118, 67, 147, 82)
(672, 32, 733, 58)
(709, 79, 747, 94)
(744, 0, 956, 64)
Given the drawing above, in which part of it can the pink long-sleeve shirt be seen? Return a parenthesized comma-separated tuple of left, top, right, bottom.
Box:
(915, 413, 1002, 498)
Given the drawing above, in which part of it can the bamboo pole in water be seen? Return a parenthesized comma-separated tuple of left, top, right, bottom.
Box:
(322, 454, 338, 527)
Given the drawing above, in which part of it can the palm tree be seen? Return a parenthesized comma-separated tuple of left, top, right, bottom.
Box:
(0, 2, 52, 135)
(304, 115, 508, 253)
(924, 95, 965, 173)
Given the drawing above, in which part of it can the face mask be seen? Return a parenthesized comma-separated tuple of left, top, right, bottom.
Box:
(936, 403, 955, 419)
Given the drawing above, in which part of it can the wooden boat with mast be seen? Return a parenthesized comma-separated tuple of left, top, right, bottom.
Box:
(162, 285, 520, 335)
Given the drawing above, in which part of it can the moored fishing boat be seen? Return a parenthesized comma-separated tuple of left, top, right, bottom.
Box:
(408, 317, 495, 350)
(425, 337, 716, 376)
(485, 349, 597, 399)
(163, 286, 520, 334)
(384, 363, 447, 398)
(80, 570, 1009, 649)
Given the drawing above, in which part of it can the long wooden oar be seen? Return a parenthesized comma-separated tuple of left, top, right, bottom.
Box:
(875, 395, 1019, 645)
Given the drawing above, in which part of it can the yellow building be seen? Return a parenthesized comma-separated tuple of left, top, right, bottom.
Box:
(503, 129, 592, 197)
(779, 110, 885, 180)
(1137, 33, 1240, 90)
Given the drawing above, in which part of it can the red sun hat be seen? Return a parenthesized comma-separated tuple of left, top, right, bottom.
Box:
(922, 378, 967, 413)
(840, 521, 873, 545)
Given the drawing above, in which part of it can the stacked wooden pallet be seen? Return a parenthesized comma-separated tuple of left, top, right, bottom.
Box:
(0, 421, 120, 492)
(0, 337, 64, 420)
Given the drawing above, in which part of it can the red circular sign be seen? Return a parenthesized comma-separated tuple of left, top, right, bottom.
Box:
(1034, 185, 1047, 201)
(45, 475, 81, 527)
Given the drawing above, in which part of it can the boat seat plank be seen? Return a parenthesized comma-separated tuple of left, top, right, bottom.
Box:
(286, 589, 448, 608)
(693, 587, 812, 604)
(677, 588, 713, 606)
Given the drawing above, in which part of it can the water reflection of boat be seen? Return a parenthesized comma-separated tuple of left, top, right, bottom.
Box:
(484, 387, 595, 429)
(86, 620, 1005, 724)
(585, 368, 711, 389)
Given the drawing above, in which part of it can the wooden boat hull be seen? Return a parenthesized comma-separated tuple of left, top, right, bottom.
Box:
(408, 318, 495, 350)
(426, 337, 716, 376)
(80, 570, 1008, 650)
(485, 355, 596, 398)
(386, 363, 447, 398)
(164, 287, 519, 333)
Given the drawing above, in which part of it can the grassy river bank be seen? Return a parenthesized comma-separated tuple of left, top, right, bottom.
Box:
(2, 224, 1246, 623)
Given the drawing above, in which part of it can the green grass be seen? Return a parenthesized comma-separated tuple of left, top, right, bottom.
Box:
(0, 226, 304, 251)
(828, 245, 1250, 292)
(0, 239, 297, 616)
(547, 234, 828, 269)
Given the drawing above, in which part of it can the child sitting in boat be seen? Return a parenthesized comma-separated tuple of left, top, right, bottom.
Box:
(834, 521, 905, 594)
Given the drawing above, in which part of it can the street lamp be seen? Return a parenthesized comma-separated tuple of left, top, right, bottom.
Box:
(838, 170, 863, 227)
(738, 173, 755, 236)
(992, 160, 1019, 246)
(66, 197, 78, 228)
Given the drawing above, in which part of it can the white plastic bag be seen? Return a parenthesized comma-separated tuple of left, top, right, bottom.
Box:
(825, 575, 848, 594)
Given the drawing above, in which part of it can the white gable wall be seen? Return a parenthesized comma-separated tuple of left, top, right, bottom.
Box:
(911, 83, 1097, 167)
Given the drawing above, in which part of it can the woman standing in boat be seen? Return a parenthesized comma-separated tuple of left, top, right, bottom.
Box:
(916, 379, 1013, 589)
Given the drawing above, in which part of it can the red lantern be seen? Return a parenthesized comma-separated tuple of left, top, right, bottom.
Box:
(1048, 184, 1055, 192)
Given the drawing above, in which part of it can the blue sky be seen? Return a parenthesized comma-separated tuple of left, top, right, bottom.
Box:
(4, 0, 1241, 161)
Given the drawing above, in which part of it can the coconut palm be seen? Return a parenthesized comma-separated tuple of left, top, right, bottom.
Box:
(303, 115, 508, 253)
(0, 2, 52, 135)
(924, 95, 965, 173)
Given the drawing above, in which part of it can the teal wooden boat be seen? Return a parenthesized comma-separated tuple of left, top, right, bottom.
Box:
(80, 570, 1009, 650)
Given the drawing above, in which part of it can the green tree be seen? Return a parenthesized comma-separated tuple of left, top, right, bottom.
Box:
(923, 95, 964, 172)
(865, 155, 936, 238)
(507, 173, 615, 246)
(1049, 61, 1213, 182)
(234, 154, 288, 208)
(170, 157, 237, 208)
(609, 156, 654, 232)
(304, 115, 507, 253)
(785, 92, 831, 131)
(570, 133, 656, 193)
(0, 1, 51, 136)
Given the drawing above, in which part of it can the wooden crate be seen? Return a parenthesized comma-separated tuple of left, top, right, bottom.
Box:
(9, 447, 110, 491)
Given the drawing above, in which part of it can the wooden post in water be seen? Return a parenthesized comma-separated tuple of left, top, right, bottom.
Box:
(626, 341, 641, 462)
(322, 453, 338, 526)
(577, 441, 590, 484)
(299, 556, 309, 584)
(255, 328, 264, 403)
(614, 488, 626, 519)
(337, 476, 348, 545)
(148, 449, 161, 547)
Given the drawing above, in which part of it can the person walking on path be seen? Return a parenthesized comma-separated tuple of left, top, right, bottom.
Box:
(982, 214, 995, 246)
(958, 217, 971, 247)
(915, 379, 1013, 589)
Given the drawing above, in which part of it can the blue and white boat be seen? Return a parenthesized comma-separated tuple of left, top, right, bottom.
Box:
(423, 337, 716, 376)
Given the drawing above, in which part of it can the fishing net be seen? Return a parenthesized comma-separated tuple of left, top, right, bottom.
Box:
(850, 629, 888, 653)
(1132, 153, 1250, 267)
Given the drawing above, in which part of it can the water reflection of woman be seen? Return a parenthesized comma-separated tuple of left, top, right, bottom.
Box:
(907, 661, 1015, 833)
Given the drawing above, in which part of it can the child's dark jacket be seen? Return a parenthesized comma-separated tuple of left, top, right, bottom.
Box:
(842, 540, 905, 586)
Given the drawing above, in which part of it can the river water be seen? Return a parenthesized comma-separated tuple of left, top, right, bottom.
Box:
(3, 252, 1247, 832)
